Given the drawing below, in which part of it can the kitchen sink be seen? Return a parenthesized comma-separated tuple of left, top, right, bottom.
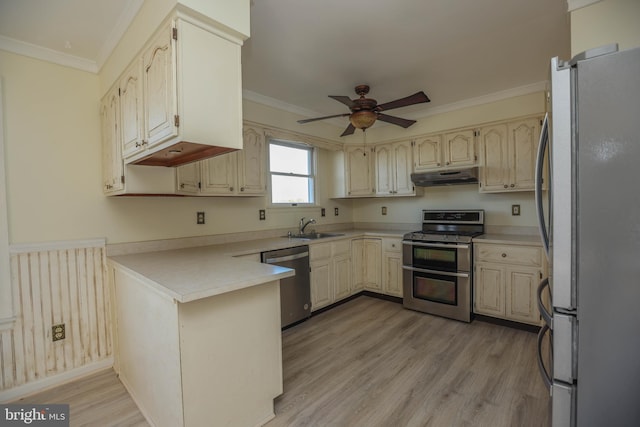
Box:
(286, 232, 346, 240)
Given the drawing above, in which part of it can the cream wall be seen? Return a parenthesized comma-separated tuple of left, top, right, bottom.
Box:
(571, 0, 640, 55)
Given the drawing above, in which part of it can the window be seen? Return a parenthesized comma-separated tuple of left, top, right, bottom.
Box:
(268, 140, 315, 205)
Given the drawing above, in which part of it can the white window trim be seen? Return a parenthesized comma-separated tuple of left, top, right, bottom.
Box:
(267, 139, 318, 208)
(0, 79, 15, 330)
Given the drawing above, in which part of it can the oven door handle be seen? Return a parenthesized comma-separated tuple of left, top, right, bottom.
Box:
(402, 265, 470, 278)
(402, 240, 470, 250)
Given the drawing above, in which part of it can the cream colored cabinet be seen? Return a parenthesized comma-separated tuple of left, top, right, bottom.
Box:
(310, 239, 352, 311)
(413, 129, 476, 172)
(101, 86, 124, 194)
(351, 238, 382, 292)
(176, 125, 266, 196)
(375, 141, 415, 196)
(474, 242, 546, 325)
(382, 238, 403, 297)
(118, 14, 244, 167)
(142, 22, 178, 150)
(345, 146, 375, 197)
(479, 117, 542, 192)
(120, 59, 145, 159)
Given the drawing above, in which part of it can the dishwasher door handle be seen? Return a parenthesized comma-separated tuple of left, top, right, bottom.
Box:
(264, 251, 309, 264)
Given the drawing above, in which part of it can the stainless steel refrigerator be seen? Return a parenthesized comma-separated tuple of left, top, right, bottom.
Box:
(535, 44, 640, 426)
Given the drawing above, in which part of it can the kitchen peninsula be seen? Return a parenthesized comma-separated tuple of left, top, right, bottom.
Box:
(107, 246, 294, 427)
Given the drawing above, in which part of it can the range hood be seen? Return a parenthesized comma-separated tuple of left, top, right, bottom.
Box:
(411, 167, 479, 187)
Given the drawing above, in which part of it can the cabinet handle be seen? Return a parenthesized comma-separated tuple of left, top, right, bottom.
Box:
(501, 253, 507, 258)
(510, 184, 515, 187)
(180, 183, 185, 189)
(229, 187, 234, 192)
(446, 162, 450, 165)
(504, 184, 508, 188)
(437, 162, 441, 166)
(240, 187, 245, 192)
(142, 140, 149, 146)
(135, 142, 141, 148)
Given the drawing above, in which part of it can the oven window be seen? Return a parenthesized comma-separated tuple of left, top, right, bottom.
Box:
(413, 246, 457, 271)
(414, 275, 457, 305)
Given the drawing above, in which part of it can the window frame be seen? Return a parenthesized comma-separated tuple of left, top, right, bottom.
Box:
(267, 139, 317, 207)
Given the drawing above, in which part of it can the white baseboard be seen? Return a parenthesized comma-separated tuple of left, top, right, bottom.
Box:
(0, 358, 113, 403)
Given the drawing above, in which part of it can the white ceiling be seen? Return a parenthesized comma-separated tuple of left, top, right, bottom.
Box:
(0, 0, 570, 127)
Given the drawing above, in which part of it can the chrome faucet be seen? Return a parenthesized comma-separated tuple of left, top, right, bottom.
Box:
(299, 217, 316, 235)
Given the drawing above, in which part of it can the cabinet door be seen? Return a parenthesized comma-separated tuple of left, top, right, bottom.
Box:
(479, 124, 509, 192)
(509, 118, 541, 191)
(176, 162, 200, 194)
(413, 135, 442, 170)
(101, 87, 124, 193)
(363, 239, 382, 291)
(311, 260, 332, 311)
(345, 146, 374, 196)
(351, 239, 364, 292)
(120, 59, 145, 159)
(383, 252, 403, 297)
(238, 126, 266, 195)
(474, 262, 505, 316)
(200, 152, 237, 194)
(143, 22, 178, 148)
(393, 141, 414, 195)
(505, 266, 541, 324)
(443, 129, 476, 168)
(333, 255, 351, 301)
(375, 144, 394, 195)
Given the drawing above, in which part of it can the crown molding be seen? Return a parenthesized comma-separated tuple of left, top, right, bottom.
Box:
(566, 0, 602, 12)
(0, 35, 98, 73)
(95, 0, 144, 70)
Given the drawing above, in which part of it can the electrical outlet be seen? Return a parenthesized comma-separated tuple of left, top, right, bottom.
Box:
(334, 207, 339, 216)
(381, 206, 387, 216)
(321, 208, 326, 217)
(52, 324, 65, 341)
(197, 211, 205, 224)
(512, 204, 521, 216)
(259, 209, 266, 220)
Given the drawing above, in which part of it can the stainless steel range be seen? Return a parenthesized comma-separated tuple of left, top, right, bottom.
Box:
(402, 210, 484, 322)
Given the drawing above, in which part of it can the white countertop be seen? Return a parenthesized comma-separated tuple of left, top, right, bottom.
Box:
(473, 233, 543, 246)
(108, 229, 406, 303)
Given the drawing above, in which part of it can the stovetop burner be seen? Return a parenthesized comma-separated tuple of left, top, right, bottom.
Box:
(404, 209, 485, 243)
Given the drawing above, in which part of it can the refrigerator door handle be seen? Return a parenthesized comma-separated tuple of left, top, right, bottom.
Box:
(537, 277, 552, 327)
(536, 323, 553, 392)
(535, 113, 550, 258)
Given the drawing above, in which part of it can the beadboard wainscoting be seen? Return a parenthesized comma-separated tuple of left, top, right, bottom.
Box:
(0, 239, 113, 401)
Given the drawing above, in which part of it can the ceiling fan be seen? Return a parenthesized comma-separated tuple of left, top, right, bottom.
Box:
(297, 85, 430, 137)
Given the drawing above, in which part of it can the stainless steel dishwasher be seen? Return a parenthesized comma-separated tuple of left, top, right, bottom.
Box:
(261, 245, 311, 329)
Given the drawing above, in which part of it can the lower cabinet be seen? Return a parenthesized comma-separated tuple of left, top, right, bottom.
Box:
(310, 239, 351, 312)
(352, 238, 382, 293)
(473, 242, 546, 325)
(382, 238, 403, 297)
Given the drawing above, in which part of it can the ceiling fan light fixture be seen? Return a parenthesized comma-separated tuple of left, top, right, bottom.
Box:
(349, 110, 377, 130)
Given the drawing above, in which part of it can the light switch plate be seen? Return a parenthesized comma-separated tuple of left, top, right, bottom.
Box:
(197, 211, 205, 224)
(259, 209, 266, 220)
(512, 205, 521, 216)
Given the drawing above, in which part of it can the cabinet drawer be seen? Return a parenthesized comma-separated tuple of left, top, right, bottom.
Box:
(310, 242, 332, 261)
(475, 244, 542, 267)
(332, 239, 351, 257)
(383, 238, 402, 252)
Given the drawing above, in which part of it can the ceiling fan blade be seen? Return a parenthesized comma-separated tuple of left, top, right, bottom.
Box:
(376, 91, 430, 111)
(377, 113, 416, 128)
(340, 123, 356, 137)
(329, 95, 355, 108)
(297, 113, 351, 124)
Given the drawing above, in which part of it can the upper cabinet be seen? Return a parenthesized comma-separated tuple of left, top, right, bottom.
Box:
(176, 125, 267, 196)
(479, 117, 542, 193)
(414, 129, 477, 172)
(375, 141, 415, 196)
(345, 145, 375, 197)
(101, 86, 124, 194)
(120, 59, 145, 159)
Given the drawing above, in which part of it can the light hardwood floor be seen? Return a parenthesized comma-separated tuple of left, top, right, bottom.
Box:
(13, 296, 550, 426)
